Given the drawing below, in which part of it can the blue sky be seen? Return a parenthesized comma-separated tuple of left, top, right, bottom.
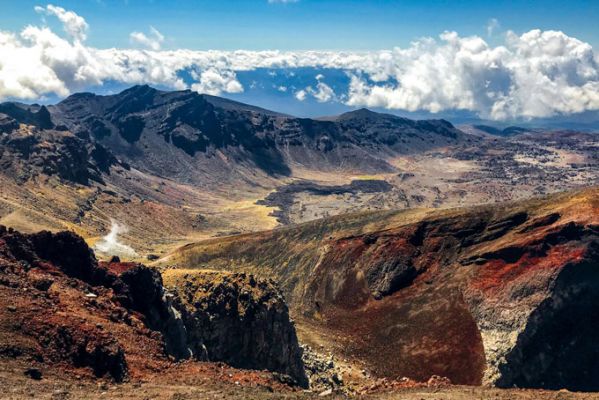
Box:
(2, 0, 598, 50)
(0, 1, 598, 125)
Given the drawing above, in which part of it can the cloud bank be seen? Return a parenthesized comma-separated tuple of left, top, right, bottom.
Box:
(1, 4, 598, 120)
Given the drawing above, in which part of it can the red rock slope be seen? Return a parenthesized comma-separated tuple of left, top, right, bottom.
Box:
(0, 226, 305, 392)
(172, 187, 599, 391)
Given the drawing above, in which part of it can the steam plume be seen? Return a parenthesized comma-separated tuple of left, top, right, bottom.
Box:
(94, 219, 137, 258)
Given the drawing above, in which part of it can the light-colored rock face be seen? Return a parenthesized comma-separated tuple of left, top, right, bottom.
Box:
(162, 269, 308, 387)
(472, 251, 599, 390)
(462, 212, 599, 390)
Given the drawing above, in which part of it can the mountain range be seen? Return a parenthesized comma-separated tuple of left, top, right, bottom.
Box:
(1, 86, 597, 258)
(1, 85, 599, 398)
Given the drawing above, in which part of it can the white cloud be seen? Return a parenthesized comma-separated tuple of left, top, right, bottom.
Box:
(130, 26, 164, 51)
(294, 75, 336, 102)
(295, 89, 307, 101)
(268, 0, 299, 3)
(190, 68, 243, 95)
(35, 4, 88, 42)
(1, 5, 598, 120)
(487, 18, 500, 37)
(345, 30, 599, 119)
(294, 75, 336, 103)
(313, 75, 335, 102)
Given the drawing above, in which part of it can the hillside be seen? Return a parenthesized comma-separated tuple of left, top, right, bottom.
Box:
(1, 192, 598, 398)
(1, 87, 599, 398)
(0, 86, 597, 261)
(0, 225, 312, 398)
(168, 187, 599, 391)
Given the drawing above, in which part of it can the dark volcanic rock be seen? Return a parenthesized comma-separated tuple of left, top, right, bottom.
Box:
(0, 103, 54, 130)
(36, 85, 470, 186)
(0, 225, 307, 387)
(163, 270, 308, 387)
(116, 263, 191, 360)
(117, 115, 145, 143)
(0, 126, 120, 184)
(24, 367, 42, 380)
(257, 179, 393, 224)
(494, 243, 599, 391)
(0, 113, 18, 134)
(473, 124, 534, 137)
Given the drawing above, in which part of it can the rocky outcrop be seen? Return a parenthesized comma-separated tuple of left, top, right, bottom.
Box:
(0, 227, 132, 381)
(0, 103, 54, 130)
(0, 226, 307, 386)
(0, 113, 18, 134)
(0, 229, 180, 381)
(104, 262, 191, 360)
(162, 269, 308, 387)
(0, 124, 121, 184)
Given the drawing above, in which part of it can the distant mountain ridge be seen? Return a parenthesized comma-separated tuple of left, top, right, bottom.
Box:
(0, 85, 470, 186)
(472, 124, 534, 137)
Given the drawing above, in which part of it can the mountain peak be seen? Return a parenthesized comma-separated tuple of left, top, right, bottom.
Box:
(336, 108, 402, 122)
(119, 84, 158, 97)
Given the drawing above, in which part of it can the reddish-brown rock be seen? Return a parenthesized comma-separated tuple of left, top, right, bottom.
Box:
(175, 188, 599, 391)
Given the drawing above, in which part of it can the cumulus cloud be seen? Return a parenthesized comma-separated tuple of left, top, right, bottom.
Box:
(295, 89, 307, 101)
(296, 75, 336, 102)
(190, 68, 243, 95)
(1, 4, 598, 120)
(35, 4, 88, 42)
(345, 30, 599, 119)
(130, 26, 164, 51)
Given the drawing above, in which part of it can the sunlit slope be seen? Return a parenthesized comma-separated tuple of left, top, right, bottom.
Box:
(167, 187, 599, 389)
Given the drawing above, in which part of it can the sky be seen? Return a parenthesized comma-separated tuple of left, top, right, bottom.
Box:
(1, 0, 598, 125)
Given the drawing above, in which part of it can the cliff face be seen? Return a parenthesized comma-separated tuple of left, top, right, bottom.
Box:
(162, 269, 308, 387)
(463, 222, 599, 389)
(300, 191, 599, 389)
(0, 226, 306, 386)
(172, 188, 599, 390)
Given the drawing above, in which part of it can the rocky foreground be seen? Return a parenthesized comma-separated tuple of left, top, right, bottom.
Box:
(1, 188, 599, 398)
(0, 225, 308, 395)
